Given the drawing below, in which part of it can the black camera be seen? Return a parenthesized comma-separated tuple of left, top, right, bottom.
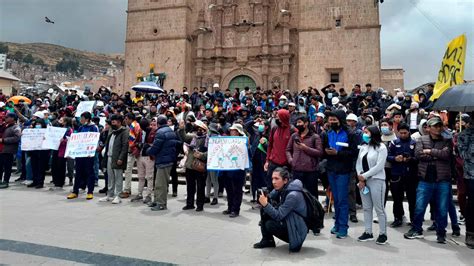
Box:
(257, 187, 269, 199)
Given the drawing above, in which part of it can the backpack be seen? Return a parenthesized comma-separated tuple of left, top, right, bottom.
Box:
(289, 188, 325, 234)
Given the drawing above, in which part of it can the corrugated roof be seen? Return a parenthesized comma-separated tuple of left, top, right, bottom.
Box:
(0, 70, 20, 81)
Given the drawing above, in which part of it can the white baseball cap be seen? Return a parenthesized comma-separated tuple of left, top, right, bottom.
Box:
(213, 83, 220, 88)
(346, 113, 358, 122)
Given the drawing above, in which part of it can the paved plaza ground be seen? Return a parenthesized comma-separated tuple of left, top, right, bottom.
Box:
(0, 175, 472, 265)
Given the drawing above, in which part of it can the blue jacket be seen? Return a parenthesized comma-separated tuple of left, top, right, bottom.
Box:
(263, 179, 308, 251)
(78, 123, 99, 133)
(147, 125, 177, 168)
(387, 137, 417, 176)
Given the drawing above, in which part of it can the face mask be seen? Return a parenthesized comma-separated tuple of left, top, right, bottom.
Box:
(330, 123, 340, 130)
(205, 104, 211, 109)
(381, 126, 391, 135)
(111, 125, 120, 130)
(362, 133, 371, 143)
(279, 101, 285, 107)
(35, 125, 42, 129)
(327, 93, 333, 99)
(296, 125, 306, 133)
(196, 131, 204, 137)
(275, 119, 282, 127)
(258, 125, 265, 133)
(365, 119, 373, 125)
(268, 99, 273, 103)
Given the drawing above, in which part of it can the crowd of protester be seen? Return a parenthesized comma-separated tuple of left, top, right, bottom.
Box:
(0, 82, 472, 251)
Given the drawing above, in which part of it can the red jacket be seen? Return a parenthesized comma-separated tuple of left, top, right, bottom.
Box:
(266, 109, 291, 166)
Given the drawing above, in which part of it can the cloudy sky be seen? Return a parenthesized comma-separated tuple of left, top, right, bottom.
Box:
(0, 0, 472, 89)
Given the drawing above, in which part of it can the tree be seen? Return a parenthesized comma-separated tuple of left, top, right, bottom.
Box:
(12, 51, 23, 62)
(0, 43, 8, 54)
(23, 54, 35, 64)
(35, 58, 45, 66)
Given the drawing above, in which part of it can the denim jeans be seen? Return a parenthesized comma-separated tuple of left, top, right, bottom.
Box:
(327, 172, 350, 234)
(412, 181, 450, 236)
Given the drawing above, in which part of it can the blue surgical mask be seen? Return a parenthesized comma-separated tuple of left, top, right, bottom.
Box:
(362, 133, 371, 144)
(258, 125, 265, 133)
(381, 126, 391, 135)
(327, 93, 333, 99)
(35, 125, 42, 129)
(205, 103, 211, 109)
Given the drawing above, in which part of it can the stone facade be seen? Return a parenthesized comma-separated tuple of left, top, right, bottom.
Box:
(381, 68, 405, 95)
(124, 0, 388, 93)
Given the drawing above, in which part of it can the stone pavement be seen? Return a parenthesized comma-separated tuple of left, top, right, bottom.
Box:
(0, 176, 472, 265)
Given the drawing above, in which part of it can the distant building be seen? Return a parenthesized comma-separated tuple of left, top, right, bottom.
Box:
(0, 70, 20, 96)
(0, 54, 6, 71)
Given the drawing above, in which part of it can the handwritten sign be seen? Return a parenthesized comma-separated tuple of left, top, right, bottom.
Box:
(42, 126, 67, 150)
(207, 136, 249, 171)
(64, 132, 100, 158)
(75, 101, 96, 117)
(431, 34, 467, 100)
(21, 128, 46, 151)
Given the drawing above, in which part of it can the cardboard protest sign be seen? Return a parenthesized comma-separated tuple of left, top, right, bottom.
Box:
(75, 101, 96, 117)
(64, 132, 100, 158)
(207, 136, 249, 171)
(21, 128, 46, 151)
(42, 126, 67, 150)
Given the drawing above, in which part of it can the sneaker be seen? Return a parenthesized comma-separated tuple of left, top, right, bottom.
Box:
(182, 205, 195, 210)
(98, 187, 108, 194)
(151, 205, 167, 211)
(210, 198, 218, 205)
(35, 184, 44, 189)
(427, 223, 437, 231)
(0, 182, 9, 189)
(452, 229, 461, 237)
(436, 235, 447, 244)
(459, 215, 465, 225)
(229, 212, 239, 218)
(222, 209, 230, 215)
(27, 183, 38, 188)
(119, 191, 130, 199)
(404, 228, 424, 239)
(195, 207, 204, 212)
(112, 196, 121, 204)
(391, 219, 403, 228)
(373, 218, 379, 224)
(143, 196, 152, 204)
(67, 193, 78, 199)
(131, 195, 143, 202)
(350, 215, 358, 223)
(336, 232, 348, 239)
(330, 226, 338, 235)
(358, 232, 374, 242)
(86, 194, 93, 200)
(99, 196, 112, 202)
(14, 177, 25, 182)
(172, 193, 177, 197)
(376, 234, 388, 245)
(148, 202, 157, 207)
(253, 240, 276, 249)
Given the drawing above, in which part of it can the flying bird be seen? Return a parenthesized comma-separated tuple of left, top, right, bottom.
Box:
(45, 17, 54, 24)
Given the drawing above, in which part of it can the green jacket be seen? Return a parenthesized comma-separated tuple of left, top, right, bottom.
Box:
(102, 127, 129, 170)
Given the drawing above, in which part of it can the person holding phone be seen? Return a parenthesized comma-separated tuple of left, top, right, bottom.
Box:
(321, 110, 358, 239)
(286, 116, 323, 197)
(356, 125, 388, 245)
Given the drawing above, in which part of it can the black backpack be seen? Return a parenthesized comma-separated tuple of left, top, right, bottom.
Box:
(289, 188, 325, 234)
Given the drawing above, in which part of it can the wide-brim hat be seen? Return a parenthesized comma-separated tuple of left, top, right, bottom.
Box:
(229, 123, 245, 136)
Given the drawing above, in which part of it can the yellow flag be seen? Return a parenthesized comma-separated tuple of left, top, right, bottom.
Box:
(431, 34, 467, 101)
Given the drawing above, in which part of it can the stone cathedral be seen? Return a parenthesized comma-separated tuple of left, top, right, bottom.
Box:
(124, 0, 403, 93)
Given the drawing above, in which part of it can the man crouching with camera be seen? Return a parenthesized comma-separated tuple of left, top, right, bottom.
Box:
(254, 167, 308, 253)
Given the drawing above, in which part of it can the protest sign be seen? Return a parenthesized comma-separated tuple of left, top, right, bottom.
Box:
(42, 126, 67, 150)
(64, 132, 100, 158)
(207, 136, 249, 171)
(431, 34, 467, 100)
(21, 128, 46, 151)
(75, 101, 96, 117)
